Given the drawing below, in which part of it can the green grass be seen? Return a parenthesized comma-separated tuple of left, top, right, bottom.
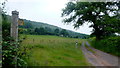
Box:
(84, 44, 96, 54)
(20, 35, 91, 66)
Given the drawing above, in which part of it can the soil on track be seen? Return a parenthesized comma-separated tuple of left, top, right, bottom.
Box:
(81, 41, 120, 67)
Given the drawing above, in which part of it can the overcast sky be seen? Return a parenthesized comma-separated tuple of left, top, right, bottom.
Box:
(3, 0, 93, 35)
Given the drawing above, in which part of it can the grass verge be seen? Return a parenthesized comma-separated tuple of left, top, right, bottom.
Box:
(89, 36, 120, 57)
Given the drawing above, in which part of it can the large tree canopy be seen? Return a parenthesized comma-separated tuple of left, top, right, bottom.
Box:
(62, 1, 120, 40)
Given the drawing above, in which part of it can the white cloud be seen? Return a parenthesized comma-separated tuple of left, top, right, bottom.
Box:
(8, 0, 39, 3)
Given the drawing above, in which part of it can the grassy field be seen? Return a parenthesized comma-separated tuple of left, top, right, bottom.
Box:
(19, 35, 91, 66)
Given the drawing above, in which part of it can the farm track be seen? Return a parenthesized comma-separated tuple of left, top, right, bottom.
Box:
(81, 41, 120, 68)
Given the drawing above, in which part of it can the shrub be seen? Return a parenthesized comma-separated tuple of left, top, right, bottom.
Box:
(2, 14, 27, 67)
(91, 36, 120, 56)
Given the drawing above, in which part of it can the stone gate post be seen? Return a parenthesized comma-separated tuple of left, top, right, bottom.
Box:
(11, 11, 19, 41)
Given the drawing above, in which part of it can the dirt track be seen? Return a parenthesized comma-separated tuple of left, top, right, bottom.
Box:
(81, 41, 120, 67)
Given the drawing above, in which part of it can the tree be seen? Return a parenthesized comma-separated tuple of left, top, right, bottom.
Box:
(35, 28, 39, 34)
(45, 27, 52, 33)
(19, 21, 33, 29)
(62, 1, 120, 40)
(60, 29, 69, 37)
(2, 14, 10, 40)
(54, 28, 60, 35)
(39, 27, 46, 35)
(34, 27, 46, 35)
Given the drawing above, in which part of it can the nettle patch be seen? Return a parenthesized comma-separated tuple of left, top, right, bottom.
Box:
(2, 36, 27, 67)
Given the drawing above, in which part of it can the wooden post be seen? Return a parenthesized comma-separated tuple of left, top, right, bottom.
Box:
(11, 11, 19, 42)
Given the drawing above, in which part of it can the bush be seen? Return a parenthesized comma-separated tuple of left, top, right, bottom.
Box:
(91, 36, 120, 56)
(2, 14, 27, 67)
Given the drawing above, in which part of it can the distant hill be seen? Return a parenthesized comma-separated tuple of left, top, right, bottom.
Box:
(23, 19, 61, 31)
(19, 19, 89, 39)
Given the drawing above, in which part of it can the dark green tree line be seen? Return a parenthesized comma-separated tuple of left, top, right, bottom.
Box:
(60, 29, 69, 37)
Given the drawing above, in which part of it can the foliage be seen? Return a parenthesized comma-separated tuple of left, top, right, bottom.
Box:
(2, 13, 26, 67)
(34, 27, 69, 37)
(62, 1, 120, 40)
(54, 28, 60, 36)
(21, 26, 87, 38)
(91, 36, 120, 56)
(60, 29, 69, 37)
(2, 37, 27, 66)
(19, 21, 33, 29)
(35, 27, 46, 35)
(2, 14, 10, 39)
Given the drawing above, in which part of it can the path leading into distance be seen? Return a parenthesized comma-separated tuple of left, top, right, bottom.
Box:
(81, 41, 120, 67)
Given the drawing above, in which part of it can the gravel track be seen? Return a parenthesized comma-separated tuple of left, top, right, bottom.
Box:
(81, 41, 120, 67)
